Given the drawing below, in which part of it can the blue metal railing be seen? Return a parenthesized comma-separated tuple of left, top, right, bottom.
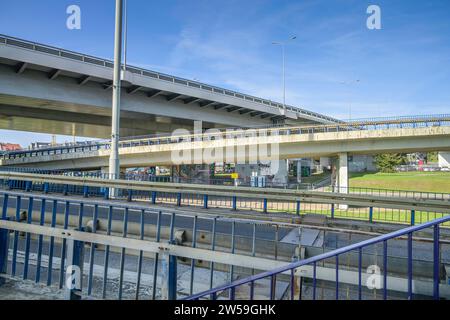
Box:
(1, 168, 449, 225)
(0, 190, 297, 300)
(186, 214, 450, 300)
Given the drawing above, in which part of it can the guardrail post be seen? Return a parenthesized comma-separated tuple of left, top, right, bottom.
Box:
(203, 195, 208, 209)
(176, 193, 182, 207)
(232, 196, 237, 211)
(65, 235, 85, 300)
(151, 191, 157, 204)
(103, 188, 109, 200)
(410, 210, 415, 226)
(63, 184, 69, 196)
(331, 204, 335, 219)
(83, 186, 89, 198)
(296, 200, 301, 216)
(168, 251, 178, 300)
(433, 224, 440, 300)
(127, 189, 133, 202)
(0, 218, 10, 286)
(44, 182, 49, 194)
(263, 198, 268, 213)
(369, 207, 374, 223)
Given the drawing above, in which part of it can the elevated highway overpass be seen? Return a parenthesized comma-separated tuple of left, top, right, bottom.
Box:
(1, 116, 449, 170)
(0, 34, 338, 138)
(1, 115, 449, 194)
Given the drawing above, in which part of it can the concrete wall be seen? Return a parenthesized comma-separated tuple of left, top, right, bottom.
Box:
(349, 155, 377, 172)
(438, 152, 450, 168)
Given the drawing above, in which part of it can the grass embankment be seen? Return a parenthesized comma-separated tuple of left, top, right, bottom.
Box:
(349, 172, 450, 194)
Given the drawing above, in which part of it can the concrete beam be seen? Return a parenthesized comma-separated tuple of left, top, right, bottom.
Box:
(166, 93, 183, 102)
(199, 101, 217, 108)
(147, 90, 164, 98)
(127, 86, 142, 94)
(78, 75, 91, 86)
(48, 69, 61, 80)
(184, 97, 201, 105)
(16, 62, 28, 74)
(103, 81, 113, 90)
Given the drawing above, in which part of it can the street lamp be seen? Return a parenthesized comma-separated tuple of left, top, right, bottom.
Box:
(272, 36, 296, 115)
(339, 79, 360, 121)
(109, 0, 124, 185)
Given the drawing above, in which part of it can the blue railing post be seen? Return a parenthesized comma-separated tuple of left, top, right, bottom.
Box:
(232, 196, 237, 211)
(151, 191, 157, 204)
(168, 252, 178, 300)
(44, 182, 49, 194)
(410, 210, 415, 226)
(263, 198, 268, 213)
(203, 195, 208, 209)
(83, 186, 89, 198)
(0, 218, 10, 286)
(177, 193, 182, 207)
(127, 189, 133, 202)
(104, 188, 109, 200)
(433, 224, 440, 300)
(63, 184, 69, 196)
(369, 207, 373, 223)
(296, 200, 301, 216)
(331, 204, 335, 219)
(65, 235, 85, 300)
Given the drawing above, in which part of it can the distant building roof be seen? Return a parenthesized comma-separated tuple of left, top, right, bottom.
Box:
(0, 143, 22, 151)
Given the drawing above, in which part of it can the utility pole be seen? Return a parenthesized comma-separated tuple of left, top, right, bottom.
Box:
(339, 79, 360, 121)
(108, 0, 123, 182)
(272, 36, 296, 115)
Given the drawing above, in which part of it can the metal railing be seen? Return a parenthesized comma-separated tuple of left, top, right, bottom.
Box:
(186, 214, 450, 300)
(2, 114, 449, 161)
(0, 190, 302, 300)
(1, 190, 449, 300)
(1, 171, 449, 226)
(0, 34, 338, 124)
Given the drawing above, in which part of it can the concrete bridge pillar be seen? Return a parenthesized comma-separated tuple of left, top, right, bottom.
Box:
(337, 152, 349, 194)
(101, 166, 110, 179)
(320, 157, 331, 171)
(438, 152, 450, 168)
(337, 152, 349, 210)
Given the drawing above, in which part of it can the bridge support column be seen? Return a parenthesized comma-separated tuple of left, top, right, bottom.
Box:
(337, 152, 349, 210)
(438, 152, 450, 168)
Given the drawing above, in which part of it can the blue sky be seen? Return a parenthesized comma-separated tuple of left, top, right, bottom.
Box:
(1, 0, 450, 146)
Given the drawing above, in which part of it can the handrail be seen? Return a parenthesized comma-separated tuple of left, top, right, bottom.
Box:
(1, 167, 448, 200)
(186, 214, 450, 300)
(1, 171, 449, 213)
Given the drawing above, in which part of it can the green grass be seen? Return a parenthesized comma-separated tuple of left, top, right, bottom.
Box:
(349, 171, 450, 194)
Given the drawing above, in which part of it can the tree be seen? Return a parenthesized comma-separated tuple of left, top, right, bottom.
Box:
(374, 153, 406, 173)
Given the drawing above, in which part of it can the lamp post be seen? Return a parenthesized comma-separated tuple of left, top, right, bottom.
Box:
(272, 36, 296, 115)
(339, 79, 360, 121)
(108, 0, 124, 184)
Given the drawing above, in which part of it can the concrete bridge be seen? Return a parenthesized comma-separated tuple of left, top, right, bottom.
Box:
(0, 34, 338, 138)
(2, 116, 450, 194)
